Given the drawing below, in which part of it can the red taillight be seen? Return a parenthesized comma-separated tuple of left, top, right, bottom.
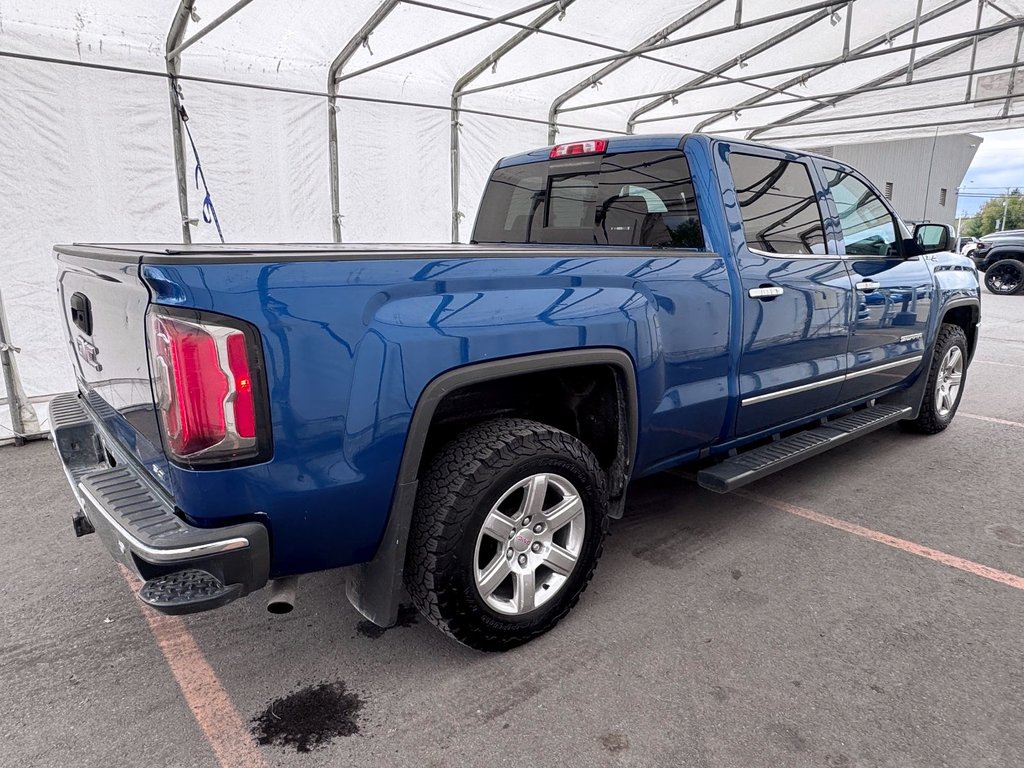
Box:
(550, 139, 608, 159)
(226, 332, 256, 439)
(148, 309, 264, 464)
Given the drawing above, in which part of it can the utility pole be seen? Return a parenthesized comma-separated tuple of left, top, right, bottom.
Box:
(1001, 192, 1010, 232)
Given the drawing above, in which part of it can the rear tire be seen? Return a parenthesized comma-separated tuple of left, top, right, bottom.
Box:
(984, 259, 1024, 295)
(405, 418, 608, 651)
(899, 324, 968, 435)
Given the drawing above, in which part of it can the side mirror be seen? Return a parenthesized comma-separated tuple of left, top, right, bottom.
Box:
(914, 223, 952, 254)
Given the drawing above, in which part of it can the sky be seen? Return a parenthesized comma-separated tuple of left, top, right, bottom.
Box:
(956, 127, 1024, 217)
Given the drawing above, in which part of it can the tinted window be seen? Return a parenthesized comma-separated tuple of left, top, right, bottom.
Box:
(825, 168, 899, 256)
(473, 150, 704, 249)
(729, 153, 826, 255)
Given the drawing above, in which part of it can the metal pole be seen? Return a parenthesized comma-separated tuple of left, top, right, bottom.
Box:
(923, 127, 939, 220)
(327, 0, 402, 242)
(0, 286, 26, 445)
(736, 112, 1021, 143)
(166, 0, 196, 244)
(408, 0, 826, 115)
(335, 0, 558, 85)
(166, 0, 255, 60)
(459, 0, 846, 98)
(1002, 26, 1024, 117)
(906, 0, 925, 83)
(568, 14, 1024, 117)
(546, 0, 725, 143)
(965, 0, 985, 100)
(634, 59, 1022, 126)
(842, 1, 853, 59)
(1002, 195, 1010, 231)
(451, 2, 574, 243)
(691, 0, 971, 133)
(746, 28, 1003, 141)
(705, 91, 1019, 135)
(627, 8, 834, 133)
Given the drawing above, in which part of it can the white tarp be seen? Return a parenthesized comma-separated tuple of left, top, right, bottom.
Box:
(2, 0, 1023, 440)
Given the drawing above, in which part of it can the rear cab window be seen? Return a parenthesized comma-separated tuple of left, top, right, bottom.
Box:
(473, 150, 705, 249)
(728, 152, 827, 256)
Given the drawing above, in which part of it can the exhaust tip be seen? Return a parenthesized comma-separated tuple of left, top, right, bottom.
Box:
(266, 600, 294, 615)
(265, 576, 299, 615)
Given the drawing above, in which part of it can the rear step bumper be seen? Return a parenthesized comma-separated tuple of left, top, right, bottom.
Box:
(50, 392, 270, 614)
(697, 404, 912, 493)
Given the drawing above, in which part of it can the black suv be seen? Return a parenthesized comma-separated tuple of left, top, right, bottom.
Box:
(972, 232, 1024, 295)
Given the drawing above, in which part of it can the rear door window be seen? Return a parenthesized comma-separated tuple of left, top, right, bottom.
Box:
(473, 150, 704, 249)
(729, 152, 827, 255)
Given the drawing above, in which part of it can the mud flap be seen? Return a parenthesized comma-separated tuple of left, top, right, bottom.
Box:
(344, 479, 417, 627)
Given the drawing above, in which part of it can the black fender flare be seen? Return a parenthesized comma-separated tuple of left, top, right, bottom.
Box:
(345, 348, 639, 627)
(888, 296, 980, 418)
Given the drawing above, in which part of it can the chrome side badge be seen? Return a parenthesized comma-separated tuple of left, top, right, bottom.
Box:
(76, 336, 102, 371)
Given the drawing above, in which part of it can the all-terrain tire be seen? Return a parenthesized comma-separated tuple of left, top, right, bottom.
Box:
(983, 259, 1024, 295)
(899, 323, 968, 434)
(405, 418, 608, 651)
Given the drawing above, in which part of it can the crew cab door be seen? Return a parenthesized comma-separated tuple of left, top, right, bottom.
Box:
(816, 164, 934, 402)
(720, 145, 853, 437)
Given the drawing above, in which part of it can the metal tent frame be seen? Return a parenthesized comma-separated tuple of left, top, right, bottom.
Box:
(157, 0, 1024, 251)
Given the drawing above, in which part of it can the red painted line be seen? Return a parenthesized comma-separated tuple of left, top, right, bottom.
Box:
(960, 412, 1024, 429)
(736, 491, 1024, 593)
(118, 566, 268, 768)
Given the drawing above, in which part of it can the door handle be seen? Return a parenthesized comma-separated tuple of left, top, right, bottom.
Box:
(855, 280, 881, 293)
(748, 285, 784, 300)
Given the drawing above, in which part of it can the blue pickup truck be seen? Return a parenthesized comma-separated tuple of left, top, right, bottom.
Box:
(52, 134, 980, 650)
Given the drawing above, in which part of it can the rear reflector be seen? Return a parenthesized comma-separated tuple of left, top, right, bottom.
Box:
(550, 139, 608, 159)
(147, 308, 266, 465)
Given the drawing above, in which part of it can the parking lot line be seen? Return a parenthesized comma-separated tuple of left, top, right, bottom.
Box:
(118, 566, 268, 768)
(974, 360, 1024, 369)
(737, 491, 1024, 593)
(960, 412, 1024, 429)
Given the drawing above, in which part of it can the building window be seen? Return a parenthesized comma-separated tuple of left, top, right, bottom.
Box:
(939, 188, 948, 206)
(883, 181, 894, 200)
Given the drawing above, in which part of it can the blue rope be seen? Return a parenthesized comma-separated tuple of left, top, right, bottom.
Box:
(174, 82, 225, 243)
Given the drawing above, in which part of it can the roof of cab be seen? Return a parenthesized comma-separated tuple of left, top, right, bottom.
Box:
(495, 133, 843, 169)
(497, 134, 687, 168)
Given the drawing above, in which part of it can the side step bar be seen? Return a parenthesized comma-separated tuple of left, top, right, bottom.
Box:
(697, 404, 912, 493)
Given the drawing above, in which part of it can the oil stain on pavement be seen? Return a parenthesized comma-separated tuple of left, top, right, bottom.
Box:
(251, 680, 363, 753)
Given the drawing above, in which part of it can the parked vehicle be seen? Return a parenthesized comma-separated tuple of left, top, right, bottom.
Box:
(970, 231, 1024, 295)
(955, 236, 978, 256)
(51, 134, 980, 650)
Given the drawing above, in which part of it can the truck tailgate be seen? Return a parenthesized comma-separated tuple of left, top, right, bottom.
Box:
(55, 248, 171, 492)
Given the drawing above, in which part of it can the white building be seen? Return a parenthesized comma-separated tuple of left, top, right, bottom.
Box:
(810, 135, 981, 227)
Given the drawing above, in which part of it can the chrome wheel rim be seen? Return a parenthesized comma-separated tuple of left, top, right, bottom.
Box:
(935, 345, 964, 418)
(473, 472, 586, 616)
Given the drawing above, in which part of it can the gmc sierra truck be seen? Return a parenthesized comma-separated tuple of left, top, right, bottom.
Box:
(51, 134, 980, 651)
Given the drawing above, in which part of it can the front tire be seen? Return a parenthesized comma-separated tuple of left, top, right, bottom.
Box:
(405, 418, 608, 651)
(984, 259, 1024, 295)
(900, 324, 968, 434)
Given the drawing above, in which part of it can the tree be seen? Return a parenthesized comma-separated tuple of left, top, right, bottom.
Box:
(962, 189, 1024, 237)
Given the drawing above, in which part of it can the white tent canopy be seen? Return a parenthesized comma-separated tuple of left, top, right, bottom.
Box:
(2, 0, 1023, 441)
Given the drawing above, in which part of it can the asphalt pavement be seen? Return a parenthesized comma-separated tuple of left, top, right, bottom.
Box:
(2, 289, 1023, 768)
